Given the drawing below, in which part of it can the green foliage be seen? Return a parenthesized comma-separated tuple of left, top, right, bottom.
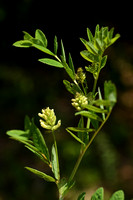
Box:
(7, 25, 123, 200)
(77, 187, 124, 200)
(51, 144, 60, 180)
(25, 167, 56, 182)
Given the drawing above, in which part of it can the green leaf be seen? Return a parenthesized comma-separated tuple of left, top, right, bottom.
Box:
(35, 29, 47, 47)
(69, 53, 75, 75)
(61, 40, 66, 61)
(91, 187, 104, 200)
(61, 58, 75, 80)
(13, 40, 32, 48)
(87, 27, 94, 42)
(51, 144, 60, 180)
(77, 192, 86, 200)
(67, 127, 94, 133)
(98, 87, 105, 120)
(23, 31, 33, 40)
(100, 55, 107, 69)
(94, 38, 103, 52)
(93, 99, 111, 107)
(31, 120, 50, 162)
(24, 115, 31, 131)
(58, 178, 75, 198)
(66, 129, 85, 145)
(109, 27, 114, 40)
(80, 38, 98, 55)
(25, 145, 49, 165)
(39, 58, 64, 68)
(83, 104, 108, 113)
(80, 50, 99, 63)
(25, 167, 55, 182)
(104, 80, 117, 109)
(32, 43, 55, 56)
(54, 35, 58, 55)
(110, 190, 124, 200)
(110, 34, 120, 45)
(75, 110, 103, 122)
(63, 80, 74, 94)
(7, 130, 30, 141)
(95, 24, 100, 39)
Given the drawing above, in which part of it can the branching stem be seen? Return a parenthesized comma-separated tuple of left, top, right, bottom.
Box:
(69, 110, 112, 182)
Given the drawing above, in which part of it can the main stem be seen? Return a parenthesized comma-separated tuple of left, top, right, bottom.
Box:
(69, 110, 112, 182)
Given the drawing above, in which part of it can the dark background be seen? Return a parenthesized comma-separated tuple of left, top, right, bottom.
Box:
(1, 0, 133, 199)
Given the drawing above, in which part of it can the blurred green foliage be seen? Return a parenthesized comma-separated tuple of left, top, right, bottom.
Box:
(1, 1, 133, 200)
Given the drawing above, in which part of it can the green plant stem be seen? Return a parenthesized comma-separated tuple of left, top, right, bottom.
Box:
(92, 56, 102, 95)
(69, 110, 112, 182)
(92, 75, 99, 95)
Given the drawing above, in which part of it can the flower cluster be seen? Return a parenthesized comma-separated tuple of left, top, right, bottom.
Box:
(38, 107, 61, 131)
(71, 92, 88, 111)
(76, 67, 86, 84)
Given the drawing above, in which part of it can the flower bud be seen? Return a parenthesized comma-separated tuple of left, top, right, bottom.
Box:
(71, 93, 88, 111)
(76, 67, 86, 84)
(38, 107, 61, 131)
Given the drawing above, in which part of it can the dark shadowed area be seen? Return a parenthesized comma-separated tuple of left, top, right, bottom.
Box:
(0, 1, 133, 199)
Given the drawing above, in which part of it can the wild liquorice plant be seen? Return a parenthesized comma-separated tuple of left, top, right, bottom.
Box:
(7, 25, 125, 200)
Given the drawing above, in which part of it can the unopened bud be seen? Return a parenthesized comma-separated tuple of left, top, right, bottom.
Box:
(76, 67, 86, 84)
(38, 107, 61, 131)
(71, 93, 88, 111)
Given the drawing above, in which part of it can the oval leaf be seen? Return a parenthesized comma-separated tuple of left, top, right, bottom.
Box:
(39, 58, 64, 68)
(83, 104, 108, 113)
(25, 167, 55, 182)
(75, 111, 103, 122)
(7, 130, 29, 141)
(35, 29, 47, 47)
(13, 40, 32, 48)
(32, 44, 54, 56)
(80, 50, 99, 63)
